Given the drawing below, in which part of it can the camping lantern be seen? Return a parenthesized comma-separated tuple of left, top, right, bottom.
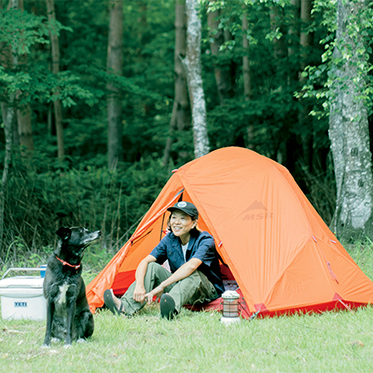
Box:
(220, 290, 241, 325)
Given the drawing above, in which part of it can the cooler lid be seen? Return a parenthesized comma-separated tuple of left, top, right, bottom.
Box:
(0, 276, 44, 289)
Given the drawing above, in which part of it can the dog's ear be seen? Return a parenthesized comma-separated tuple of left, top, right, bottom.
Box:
(56, 227, 71, 241)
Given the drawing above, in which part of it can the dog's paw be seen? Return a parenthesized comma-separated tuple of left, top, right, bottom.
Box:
(63, 343, 72, 349)
(41, 343, 51, 349)
(76, 338, 86, 344)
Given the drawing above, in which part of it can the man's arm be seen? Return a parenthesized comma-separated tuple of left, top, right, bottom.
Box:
(145, 257, 202, 304)
(133, 254, 156, 303)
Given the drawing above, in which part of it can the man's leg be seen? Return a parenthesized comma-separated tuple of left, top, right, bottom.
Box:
(167, 270, 217, 314)
(121, 262, 172, 316)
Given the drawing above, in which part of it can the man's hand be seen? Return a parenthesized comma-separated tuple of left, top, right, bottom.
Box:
(143, 259, 203, 304)
(145, 284, 165, 305)
(133, 283, 147, 303)
(133, 254, 157, 303)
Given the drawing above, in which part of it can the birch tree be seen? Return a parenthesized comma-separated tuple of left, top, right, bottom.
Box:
(184, 0, 209, 158)
(107, 0, 124, 170)
(329, 0, 373, 240)
(46, 0, 64, 158)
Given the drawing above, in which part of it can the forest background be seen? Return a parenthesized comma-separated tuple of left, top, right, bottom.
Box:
(1, 0, 373, 264)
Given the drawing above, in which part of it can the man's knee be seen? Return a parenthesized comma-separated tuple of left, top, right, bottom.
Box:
(145, 262, 171, 283)
(178, 270, 203, 286)
(146, 262, 163, 273)
(147, 262, 159, 271)
(188, 270, 204, 281)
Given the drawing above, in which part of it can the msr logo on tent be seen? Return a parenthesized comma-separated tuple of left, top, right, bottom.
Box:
(241, 200, 273, 221)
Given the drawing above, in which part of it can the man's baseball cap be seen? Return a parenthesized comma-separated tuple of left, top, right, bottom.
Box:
(167, 201, 199, 220)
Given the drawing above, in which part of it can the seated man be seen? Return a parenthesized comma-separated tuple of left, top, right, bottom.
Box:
(104, 201, 224, 319)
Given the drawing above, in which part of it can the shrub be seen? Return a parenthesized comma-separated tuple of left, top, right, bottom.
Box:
(1, 151, 169, 262)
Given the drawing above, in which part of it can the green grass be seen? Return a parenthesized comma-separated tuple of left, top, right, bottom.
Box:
(0, 242, 373, 372)
(1, 305, 373, 372)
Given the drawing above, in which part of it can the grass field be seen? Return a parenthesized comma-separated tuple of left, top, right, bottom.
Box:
(0, 242, 372, 373)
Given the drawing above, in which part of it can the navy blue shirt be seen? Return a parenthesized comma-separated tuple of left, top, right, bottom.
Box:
(150, 230, 224, 296)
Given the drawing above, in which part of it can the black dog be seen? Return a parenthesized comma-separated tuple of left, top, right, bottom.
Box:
(42, 227, 100, 347)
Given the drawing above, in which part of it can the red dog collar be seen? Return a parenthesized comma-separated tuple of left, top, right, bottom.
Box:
(55, 255, 81, 270)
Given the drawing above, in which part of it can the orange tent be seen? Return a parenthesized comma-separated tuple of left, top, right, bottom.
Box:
(87, 147, 373, 317)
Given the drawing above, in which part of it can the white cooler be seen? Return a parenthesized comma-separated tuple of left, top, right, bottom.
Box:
(0, 268, 47, 321)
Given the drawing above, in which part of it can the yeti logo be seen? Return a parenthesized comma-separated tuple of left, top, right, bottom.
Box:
(14, 302, 27, 307)
(240, 201, 273, 221)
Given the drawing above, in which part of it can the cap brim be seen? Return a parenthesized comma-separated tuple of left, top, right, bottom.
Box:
(167, 207, 182, 213)
(167, 207, 198, 219)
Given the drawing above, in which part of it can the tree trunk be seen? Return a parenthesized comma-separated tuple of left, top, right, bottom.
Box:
(107, 0, 124, 170)
(47, 102, 53, 134)
(137, 0, 147, 44)
(163, 0, 190, 167)
(12, 0, 33, 154)
(242, 10, 251, 101)
(0, 102, 14, 254)
(300, 0, 313, 68)
(287, 0, 300, 69)
(46, 0, 64, 158)
(2, 0, 19, 148)
(0, 0, 17, 253)
(299, 0, 313, 170)
(242, 6, 254, 149)
(207, 1, 233, 106)
(329, 0, 373, 240)
(184, 0, 209, 158)
(163, 101, 178, 167)
(16, 52, 34, 154)
(270, 5, 286, 60)
(270, 4, 288, 165)
(17, 102, 34, 153)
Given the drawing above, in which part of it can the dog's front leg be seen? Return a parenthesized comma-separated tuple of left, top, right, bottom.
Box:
(64, 283, 78, 347)
(64, 299, 76, 347)
(42, 301, 55, 347)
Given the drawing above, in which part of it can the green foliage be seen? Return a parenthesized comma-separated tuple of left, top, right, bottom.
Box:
(0, 7, 100, 110)
(0, 8, 64, 54)
(301, 0, 373, 118)
(0, 1, 180, 258)
(347, 238, 373, 281)
(299, 153, 336, 225)
(0, 0, 358, 256)
(1, 150, 170, 259)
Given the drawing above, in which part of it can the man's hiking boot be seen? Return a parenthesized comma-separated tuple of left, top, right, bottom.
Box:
(160, 293, 177, 320)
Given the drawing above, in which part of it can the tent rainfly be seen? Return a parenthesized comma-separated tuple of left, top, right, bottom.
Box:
(86, 147, 373, 317)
